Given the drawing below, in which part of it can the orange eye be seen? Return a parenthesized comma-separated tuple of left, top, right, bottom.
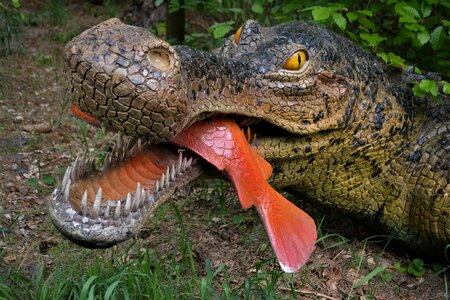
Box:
(235, 26, 243, 44)
(283, 50, 308, 71)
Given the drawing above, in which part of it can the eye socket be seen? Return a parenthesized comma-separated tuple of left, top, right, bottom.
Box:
(282, 50, 308, 71)
(235, 26, 243, 44)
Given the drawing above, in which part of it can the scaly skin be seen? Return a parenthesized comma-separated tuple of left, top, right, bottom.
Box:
(53, 18, 449, 258)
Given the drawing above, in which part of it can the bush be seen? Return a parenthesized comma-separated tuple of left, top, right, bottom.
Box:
(0, 0, 26, 56)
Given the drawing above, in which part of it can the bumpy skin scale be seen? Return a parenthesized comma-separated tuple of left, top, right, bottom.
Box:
(61, 18, 449, 257)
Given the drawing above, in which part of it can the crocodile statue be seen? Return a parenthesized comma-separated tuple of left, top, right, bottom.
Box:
(50, 18, 450, 268)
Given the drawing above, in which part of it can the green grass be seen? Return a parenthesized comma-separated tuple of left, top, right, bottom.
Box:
(2, 199, 448, 300)
(0, 205, 297, 299)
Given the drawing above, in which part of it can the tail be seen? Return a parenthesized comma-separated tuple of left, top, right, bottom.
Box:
(256, 189, 317, 273)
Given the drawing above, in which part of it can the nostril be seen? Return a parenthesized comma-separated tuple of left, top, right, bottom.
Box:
(147, 48, 173, 72)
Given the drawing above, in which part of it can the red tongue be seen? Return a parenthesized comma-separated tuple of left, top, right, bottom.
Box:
(170, 119, 317, 272)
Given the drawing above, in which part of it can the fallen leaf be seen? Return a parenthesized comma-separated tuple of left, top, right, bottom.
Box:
(23, 122, 52, 133)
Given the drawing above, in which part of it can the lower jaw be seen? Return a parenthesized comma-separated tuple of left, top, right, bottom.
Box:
(49, 141, 204, 248)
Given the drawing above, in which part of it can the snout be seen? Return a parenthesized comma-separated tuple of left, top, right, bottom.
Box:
(64, 18, 187, 141)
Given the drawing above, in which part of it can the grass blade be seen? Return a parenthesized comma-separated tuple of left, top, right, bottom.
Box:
(353, 265, 387, 288)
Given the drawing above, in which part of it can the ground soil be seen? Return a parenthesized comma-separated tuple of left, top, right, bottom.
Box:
(0, 2, 448, 299)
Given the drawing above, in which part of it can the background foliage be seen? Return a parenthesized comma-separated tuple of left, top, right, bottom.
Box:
(157, 0, 450, 97)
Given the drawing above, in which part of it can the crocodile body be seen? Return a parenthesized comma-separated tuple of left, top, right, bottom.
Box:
(51, 18, 449, 259)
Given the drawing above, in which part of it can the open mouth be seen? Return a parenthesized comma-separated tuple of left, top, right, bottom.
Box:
(50, 123, 204, 248)
(50, 106, 269, 248)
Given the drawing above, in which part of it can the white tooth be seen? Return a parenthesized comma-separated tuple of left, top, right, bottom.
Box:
(165, 167, 170, 185)
(64, 179, 71, 201)
(71, 157, 79, 179)
(117, 132, 123, 149)
(141, 189, 146, 207)
(92, 188, 102, 216)
(182, 157, 188, 171)
(62, 166, 71, 188)
(80, 153, 87, 175)
(125, 192, 131, 215)
(177, 151, 183, 171)
(114, 201, 121, 219)
(160, 173, 165, 189)
(171, 164, 176, 181)
(135, 182, 141, 205)
(81, 190, 88, 215)
(186, 157, 193, 167)
(134, 191, 140, 210)
(104, 202, 110, 219)
(155, 180, 159, 192)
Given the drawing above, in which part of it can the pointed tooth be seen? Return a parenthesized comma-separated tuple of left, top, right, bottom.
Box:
(80, 153, 87, 175)
(141, 189, 146, 207)
(155, 180, 159, 192)
(171, 164, 176, 180)
(165, 167, 170, 186)
(134, 191, 140, 210)
(92, 188, 102, 217)
(186, 157, 193, 167)
(127, 136, 138, 153)
(117, 132, 123, 149)
(182, 157, 188, 171)
(64, 179, 71, 201)
(114, 201, 121, 220)
(135, 182, 141, 205)
(104, 202, 110, 219)
(81, 190, 88, 215)
(124, 193, 131, 215)
(62, 166, 71, 188)
(71, 157, 79, 179)
(160, 173, 165, 190)
(177, 151, 183, 172)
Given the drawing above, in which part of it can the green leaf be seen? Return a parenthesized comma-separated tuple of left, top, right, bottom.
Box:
(380, 271, 394, 282)
(346, 12, 358, 22)
(358, 9, 373, 17)
(430, 26, 445, 50)
(155, 0, 164, 6)
(353, 265, 387, 288)
(332, 12, 347, 30)
(212, 24, 233, 39)
(413, 84, 426, 97)
(441, 81, 450, 95)
(407, 259, 425, 277)
(377, 52, 405, 68)
(419, 79, 439, 96)
(359, 33, 386, 47)
(394, 262, 407, 273)
(42, 174, 56, 186)
(104, 280, 121, 300)
(416, 31, 430, 46)
(251, 3, 264, 14)
(11, 0, 21, 8)
(403, 5, 421, 18)
(312, 7, 330, 21)
(421, 5, 432, 18)
(80, 276, 98, 300)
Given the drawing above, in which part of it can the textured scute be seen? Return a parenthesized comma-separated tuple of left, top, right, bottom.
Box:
(61, 18, 449, 259)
